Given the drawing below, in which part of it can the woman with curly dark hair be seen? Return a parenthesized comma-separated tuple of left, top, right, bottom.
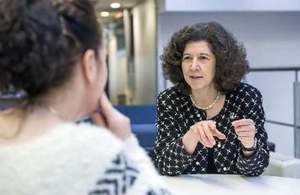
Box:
(154, 22, 269, 176)
(0, 0, 171, 194)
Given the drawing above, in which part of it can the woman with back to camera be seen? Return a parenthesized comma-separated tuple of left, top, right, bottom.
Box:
(0, 0, 171, 194)
(154, 22, 269, 176)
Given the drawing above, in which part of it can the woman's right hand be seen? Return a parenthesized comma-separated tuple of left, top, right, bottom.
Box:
(91, 93, 132, 140)
(182, 120, 226, 154)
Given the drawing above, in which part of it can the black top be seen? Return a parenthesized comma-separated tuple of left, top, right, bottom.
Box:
(154, 82, 270, 176)
(206, 148, 216, 173)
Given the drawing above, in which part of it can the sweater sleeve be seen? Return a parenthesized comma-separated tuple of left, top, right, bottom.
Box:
(88, 134, 173, 195)
(153, 93, 197, 176)
(236, 90, 270, 176)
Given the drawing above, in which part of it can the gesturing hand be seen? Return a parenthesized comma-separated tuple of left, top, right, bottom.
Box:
(232, 119, 256, 149)
(182, 120, 226, 154)
(192, 120, 226, 148)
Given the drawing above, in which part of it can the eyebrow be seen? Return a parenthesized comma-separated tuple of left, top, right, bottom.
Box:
(183, 53, 210, 57)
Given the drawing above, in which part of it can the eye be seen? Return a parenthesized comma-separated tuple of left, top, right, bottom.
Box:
(182, 56, 191, 61)
(199, 56, 209, 60)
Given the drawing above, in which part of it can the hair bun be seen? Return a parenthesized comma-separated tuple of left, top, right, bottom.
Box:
(0, 0, 101, 100)
(0, 0, 68, 97)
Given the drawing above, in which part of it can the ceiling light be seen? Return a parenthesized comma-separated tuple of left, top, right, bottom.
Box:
(100, 11, 110, 17)
(110, 2, 121, 9)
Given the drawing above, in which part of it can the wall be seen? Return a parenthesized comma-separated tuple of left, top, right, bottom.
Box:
(160, 0, 300, 12)
(158, 12, 300, 88)
(246, 71, 296, 156)
(157, 10, 300, 156)
(108, 31, 128, 104)
(132, 0, 157, 104)
(108, 31, 118, 104)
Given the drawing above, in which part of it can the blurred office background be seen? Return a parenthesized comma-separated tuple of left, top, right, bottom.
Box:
(1, 0, 300, 160)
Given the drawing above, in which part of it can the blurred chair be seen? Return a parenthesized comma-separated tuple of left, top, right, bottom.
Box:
(264, 152, 300, 178)
(115, 104, 157, 151)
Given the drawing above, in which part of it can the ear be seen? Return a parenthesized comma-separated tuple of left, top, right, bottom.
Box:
(81, 49, 98, 84)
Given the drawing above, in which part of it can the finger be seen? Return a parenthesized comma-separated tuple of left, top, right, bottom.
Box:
(196, 126, 213, 148)
(238, 135, 255, 141)
(237, 136, 252, 145)
(213, 130, 226, 140)
(234, 124, 255, 132)
(98, 93, 114, 116)
(233, 118, 254, 125)
(207, 122, 226, 140)
(91, 112, 107, 127)
(197, 128, 212, 147)
(191, 122, 208, 145)
(234, 125, 254, 133)
(232, 119, 254, 127)
(239, 137, 255, 146)
(235, 125, 256, 135)
(202, 123, 216, 146)
(207, 120, 217, 129)
(237, 131, 255, 138)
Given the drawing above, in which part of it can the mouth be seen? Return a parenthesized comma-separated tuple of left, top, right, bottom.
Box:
(189, 75, 203, 79)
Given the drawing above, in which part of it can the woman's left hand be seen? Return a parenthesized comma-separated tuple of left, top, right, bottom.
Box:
(91, 93, 132, 140)
(232, 119, 256, 148)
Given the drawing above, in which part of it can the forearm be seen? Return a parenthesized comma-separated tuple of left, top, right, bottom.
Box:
(236, 138, 269, 176)
(109, 136, 173, 195)
(154, 138, 196, 176)
(123, 134, 157, 172)
(182, 129, 199, 154)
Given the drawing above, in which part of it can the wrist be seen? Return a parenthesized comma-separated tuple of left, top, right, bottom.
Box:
(182, 129, 198, 154)
(241, 138, 257, 152)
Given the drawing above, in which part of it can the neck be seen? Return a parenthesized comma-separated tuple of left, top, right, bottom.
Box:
(0, 75, 89, 141)
(30, 82, 89, 122)
(191, 85, 219, 109)
(0, 89, 84, 141)
(0, 105, 69, 142)
(37, 93, 84, 122)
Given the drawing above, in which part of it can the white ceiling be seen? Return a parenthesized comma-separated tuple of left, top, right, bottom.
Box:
(92, 0, 144, 11)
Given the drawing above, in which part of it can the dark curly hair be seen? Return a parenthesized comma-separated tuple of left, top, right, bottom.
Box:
(0, 0, 102, 99)
(161, 21, 249, 94)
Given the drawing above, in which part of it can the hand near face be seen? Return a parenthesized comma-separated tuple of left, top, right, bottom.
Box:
(232, 119, 256, 148)
(91, 93, 132, 140)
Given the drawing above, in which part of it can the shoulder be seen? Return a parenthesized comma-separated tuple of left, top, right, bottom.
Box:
(157, 85, 187, 103)
(74, 123, 122, 147)
(156, 86, 190, 112)
(227, 83, 264, 113)
(158, 86, 180, 99)
(53, 123, 123, 160)
(230, 82, 262, 100)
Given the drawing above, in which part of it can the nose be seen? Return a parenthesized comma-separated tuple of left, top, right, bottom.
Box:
(190, 58, 200, 71)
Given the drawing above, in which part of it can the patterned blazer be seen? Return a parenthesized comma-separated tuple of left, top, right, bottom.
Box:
(154, 83, 269, 176)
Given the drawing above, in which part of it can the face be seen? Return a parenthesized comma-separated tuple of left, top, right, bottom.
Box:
(181, 40, 216, 92)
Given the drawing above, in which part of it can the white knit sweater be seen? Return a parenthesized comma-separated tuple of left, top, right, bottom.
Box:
(0, 123, 171, 195)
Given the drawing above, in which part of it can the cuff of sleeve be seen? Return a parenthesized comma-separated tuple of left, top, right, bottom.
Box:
(238, 144, 261, 165)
